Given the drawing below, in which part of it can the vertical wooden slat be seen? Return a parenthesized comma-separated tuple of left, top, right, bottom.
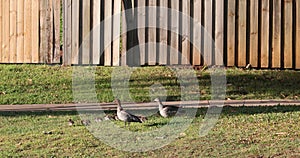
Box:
(148, 0, 157, 65)
(138, 0, 146, 65)
(261, 0, 270, 68)
(40, 0, 47, 63)
(296, 0, 300, 69)
(92, 0, 101, 65)
(284, 0, 293, 68)
(204, 0, 212, 66)
(250, 0, 259, 67)
(193, 0, 202, 66)
(158, 0, 168, 65)
(227, 0, 236, 66)
(182, 0, 191, 65)
(24, 0, 32, 63)
(272, 0, 281, 68)
(238, 0, 247, 67)
(113, 0, 121, 66)
(48, 0, 54, 63)
(2, 0, 10, 63)
(170, 0, 179, 65)
(17, 0, 24, 63)
(82, 0, 91, 64)
(71, 0, 79, 65)
(10, 0, 17, 63)
(121, 3, 127, 66)
(32, 0, 39, 63)
(215, 0, 224, 66)
(53, 0, 61, 63)
(64, 0, 72, 65)
(0, 0, 2, 62)
(104, 0, 112, 66)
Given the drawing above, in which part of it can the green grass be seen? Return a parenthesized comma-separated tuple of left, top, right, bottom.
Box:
(1, 65, 300, 105)
(0, 106, 299, 157)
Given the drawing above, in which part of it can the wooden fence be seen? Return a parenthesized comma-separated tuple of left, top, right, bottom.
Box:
(0, 0, 61, 64)
(1, 0, 300, 69)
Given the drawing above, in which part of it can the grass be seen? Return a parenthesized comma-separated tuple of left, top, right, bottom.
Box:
(1, 64, 300, 105)
(1, 64, 300, 156)
(0, 106, 299, 157)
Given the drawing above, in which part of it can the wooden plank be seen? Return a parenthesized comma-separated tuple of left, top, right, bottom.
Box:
(284, 0, 293, 68)
(238, 0, 247, 67)
(39, 0, 48, 63)
(249, 0, 259, 67)
(112, 0, 121, 66)
(204, 0, 212, 65)
(47, 0, 54, 63)
(53, 0, 61, 63)
(71, 0, 79, 65)
(92, 0, 101, 65)
(2, 0, 10, 63)
(17, 0, 24, 63)
(272, 0, 281, 68)
(121, 2, 127, 66)
(215, 0, 224, 66)
(0, 0, 2, 62)
(104, 0, 112, 66)
(193, 0, 202, 66)
(296, 0, 300, 69)
(170, 0, 179, 65)
(10, 0, 17, 63)
(138, 0, 146, 65)
(148, 0, 157, 65)
(182, 0, 191, 65)
(159, 0, 168, 65)
(63, 0, 72, 65)
(31, 0, 39, 63)
(227, 0, 236, 66)
(82, 0, 91, 64)
(260, 0, 270, 68)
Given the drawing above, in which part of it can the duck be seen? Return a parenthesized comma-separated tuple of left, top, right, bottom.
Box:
(154, 98, 181, 118)
(114, 99, 142, 127)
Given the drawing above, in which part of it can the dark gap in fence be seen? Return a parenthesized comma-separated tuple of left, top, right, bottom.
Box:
(190, 0, 194, 65)
(201, 0, 205, 65)
(212, 0, 216, 65)
(234, 0, 239, 66)
(178, 0, 183, 65)
(269, 0, 274, 68)
(90, 0, 94, 65)
(257, 0, 262, 68)
(156, 0, 161, 65)
(79, 0, 83, 65)
(292, 0, 296, 69)
(167, 0, 171, 65)
(100, 0, 105, 65)
(280, 0, 285, 69)
(145, 0, 149, 65)
(224, 0, 228, 66)
(246, 0, 250, 66)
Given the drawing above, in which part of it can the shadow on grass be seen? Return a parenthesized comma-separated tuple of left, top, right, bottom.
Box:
(196, 105, 300, 117)
(0, 105, 299, 118)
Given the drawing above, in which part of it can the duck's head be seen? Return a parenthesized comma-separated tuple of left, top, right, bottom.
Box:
(154, 98, 160, 102)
